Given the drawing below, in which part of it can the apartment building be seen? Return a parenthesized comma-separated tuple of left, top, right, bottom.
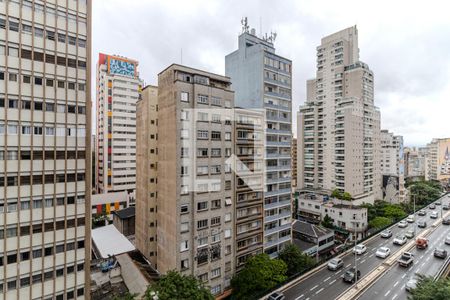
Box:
(135, 85, 158, 267)
(404, 146, 426, 178)
(292, 137, 297, 189)
(95, 53, 141, 204)
(226, 27, 292, 257)
(297, 26, 381, 205)
(425, 138, 450, 183)
(0, 1, 91, 299)
(156, 64, 235, 296)
(380, 130, 405, 202)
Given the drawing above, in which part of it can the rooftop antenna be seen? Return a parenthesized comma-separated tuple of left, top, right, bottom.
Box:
(241, 17, 249, 33)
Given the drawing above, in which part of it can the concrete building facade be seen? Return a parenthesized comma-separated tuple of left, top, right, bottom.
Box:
(95, 53, 141, 205)
(425, 138, 450, 184)
(297, 26, 381, 205)
(404, 146, 426, 178)
(380, 130, 405, 202)
(0, 1, 91, 299)
(226, 28, 293, 257)
(292, 137, 297, 189)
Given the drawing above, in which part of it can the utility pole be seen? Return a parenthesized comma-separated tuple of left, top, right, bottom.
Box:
(354, 221, 358, 287)
(413, 194, 416, 236)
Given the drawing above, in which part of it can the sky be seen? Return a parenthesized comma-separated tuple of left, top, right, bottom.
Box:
(93, 0, 450, 147)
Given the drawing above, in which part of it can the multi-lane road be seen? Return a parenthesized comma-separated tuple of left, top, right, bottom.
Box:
(279, 194, 450, 300)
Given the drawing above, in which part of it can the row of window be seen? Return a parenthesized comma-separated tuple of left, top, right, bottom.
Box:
(180, 129, 232, 141)
(0, 150, 85, 160)
(1, 195, 84, 213)
(0, 173, 85, 187)
(180, 91, 232, 107)
(0, 71, 86, 91)
(0, 122, 86, 137)
(0, 98, 86, 114)
(180, 198, 232, 215)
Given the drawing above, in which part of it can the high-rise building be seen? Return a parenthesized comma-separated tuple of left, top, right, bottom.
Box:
(0, 1, 91, 299)
(135, 85, 158, 267)
(297, 26, 381, 204)
(404, 146, 426, 178)
(425, 138, 450, 184)
(226, 27, 293, 257)
(95, 53, 141, 204)
(292, 137, 297, 189)
(155, 64, 236, 296)
(380, 130, 405, 202)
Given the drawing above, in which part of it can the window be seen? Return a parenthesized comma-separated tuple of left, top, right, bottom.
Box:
(197, 130, 208, 139)
(58, 33, 66, 43)
(34, 27, 44, 37)
(8, 99, 18, 108)
(211, 199, 221, 209)
(46, 79, 54, 87)
(23, 75, 31, 83)
(198, 237, 208, 247)
(225, 132, 231, 141)
(224, 229, 231, 238)
(211, 216, 221, 226)
(8, 122, 18, 134)
(180, 129, 189, 139)
(181, 259, 189, 270)
(57, 80, 65, 88)
(34, 77, 43, 85)
(198, 273, 208, 283)
(197, 219, 208, 229)
(211, 114, 221, 123)
(197, 166, 208, 175)
(211, 285, 221, 295)
(197, 112, 208, 122)
(181, 147, 189, 157)
(197, 94, 208, 104)
(180, 92, 189, 102)
(197, 148, 208, 157)
(180, 204, 189, 214)
(197, 201, 208, 211)
(211, 148, 221, 157)
(211, 131, 221, 140)
(180, 110, 189, 120)
(211, 96, 221, 106)
(211, 267, 221, 279)
(9, 73, 18, 81)
(180, 222, 189, 233)
(9, 20, 19, 32)
(210, 165, 220, 174)
(68, 82, 75, 90)
(180, 240, 189, 252)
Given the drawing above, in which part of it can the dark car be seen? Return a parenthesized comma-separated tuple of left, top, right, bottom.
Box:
(418, 221, 427, 228)
(442, 217, 450, 225)
(343, 267, 361, 283)
(434, 248, 448, 259)
(268, 292, 285, 300)
(443, 204, 449, 210)
(436, 201, 442, 206)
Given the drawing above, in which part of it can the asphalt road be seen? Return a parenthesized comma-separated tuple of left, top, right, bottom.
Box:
(357, 197, 450, 300)
(282, 195, 449, 300)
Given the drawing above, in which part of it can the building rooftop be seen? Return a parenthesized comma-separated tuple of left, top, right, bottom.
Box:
(292, 220, 333, 238)
(113, 207, 136, 220)
(92, 225, 135, 258)
(293, 238, 316, 252)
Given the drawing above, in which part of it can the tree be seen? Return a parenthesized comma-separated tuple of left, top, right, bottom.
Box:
(341, 192, 352, 201)
(409, 274, 450, 300)
(278, 244, 316, 276)
(321, 214, 334, 229)
(145, 270, 213, 300)
(409, 181, 442, 206)
(231, 253, 287, 300)
(384, 204, 407, 221)
(331, 189, 342, 199)
(114, 292, 137, 300)
(369, 216, 392, 229)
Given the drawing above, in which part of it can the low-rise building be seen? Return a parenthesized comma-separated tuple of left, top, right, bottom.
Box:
(91, 191, 128, 225)
(113, 206, 136, 237)
(292, 220, 334, 257)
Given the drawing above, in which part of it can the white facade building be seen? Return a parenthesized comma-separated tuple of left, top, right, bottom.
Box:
(0, 1, 91, 299)
(380, 130, 405, 202)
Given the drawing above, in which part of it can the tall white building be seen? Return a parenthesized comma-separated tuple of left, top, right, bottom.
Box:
(297, 26, 382, 204)
(380, 130, 405, 202)
(95, 53, 141, 204)
(0, 1, 91, 299)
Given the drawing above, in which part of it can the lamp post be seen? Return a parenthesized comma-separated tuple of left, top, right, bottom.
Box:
(413, 194, 416, 236)
(353, 221, 358, 287)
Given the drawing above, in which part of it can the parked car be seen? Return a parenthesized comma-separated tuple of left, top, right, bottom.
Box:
(430, 211, 438, 219)
(429, 204, 436, 209)
(393, 235, 407, 245)
(418, 210, 426, 216)
(268, 292, 285, 300)
(405, 276, 418, 292)
(353, 244, 367, 255)
(376, 247, 391, 258)
(418, 221, 427, 228)
(443, 204, 449, 210)
(434, 248, 448, 259)
(343, 267, 361, 283)
(398, 252, 414, 267)
(405, 230, 415, 239)
(398, 220, 408, 228)
(407, 215, 415, 223)
(442, 217, 450, 225)
(327, 258, 344, 271)
(381, 229, 393, 238)
(446, 235, 450, 245)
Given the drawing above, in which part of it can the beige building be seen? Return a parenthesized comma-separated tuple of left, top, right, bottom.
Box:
(297, 26, 381, 205)
(95, 53, 141, 205)
(404, 146, 426, 178)
(380, 130, 405, 203)
(0, 1, 91, 299)
(135, 85, 158, 266)
(425, 138, 450, 183)
(292, 138, 297, 189)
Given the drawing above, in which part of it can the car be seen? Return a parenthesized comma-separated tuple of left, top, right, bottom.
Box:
(353, 244, 367, 255)
(445, 234, 450, 245)
(376, 247, 391, 258)
(381, 229, 393, 238)
(434, 248, 448, 259)
(405, 277, 418, 292)
(343, 267, 361, 283)
(398, 220, 408, 228)
(268, 292, 285, 300)
(443, 204, 449, 210)
(405, 230, 415, 239)
(418, 210, 426, 216)
(416, 237, 429, 249)
(327, 258, 344, 271)
(393, 235, 407, 245)
(436, 201, 442, 206)
(430, 211, 438, 219)
(418, 220, 427, 228)
(442, 217, 450, 225)
(407, 215, 415, 223)
(429, 204, 436, 209)
(398, 252, 414, 267)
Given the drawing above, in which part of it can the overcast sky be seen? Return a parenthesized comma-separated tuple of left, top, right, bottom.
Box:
(93, 0, 450, 146)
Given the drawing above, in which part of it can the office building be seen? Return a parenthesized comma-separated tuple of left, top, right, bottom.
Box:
(0, 1, 91, 299)
(226, 26, 293, 257)
(380, 130, 405, 202)
(297, 26, 381, 205)
(95, 53, 141, 205)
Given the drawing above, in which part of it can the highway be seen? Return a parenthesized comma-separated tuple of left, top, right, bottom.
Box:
(280, 194, 450, 300)
(357, 196, 450, 300)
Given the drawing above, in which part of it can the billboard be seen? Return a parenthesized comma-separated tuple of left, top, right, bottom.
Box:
(438, 139, 450, 181)
(107, 56, 136, 78)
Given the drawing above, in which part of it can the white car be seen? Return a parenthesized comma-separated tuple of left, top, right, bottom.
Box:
(445, 234, 450, 245)
(381, 229, 393, 238)
(406, 215, 415, 223)
(398, 220, 408, 228)
(353, 244, 367, 255)
(376, 247, 391, 258)
(393, 235, 407, 245)
(430, 211, 438, 219)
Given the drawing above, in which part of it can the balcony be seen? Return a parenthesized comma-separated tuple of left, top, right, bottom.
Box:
(264, 210, 291, 223)
(264, 222, 291, 236)
(264, 199, 291, 210)
(264, 234, 291, 249)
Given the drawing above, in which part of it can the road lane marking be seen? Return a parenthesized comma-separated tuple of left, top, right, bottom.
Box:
(402, 274, 406, 278)
(369, 254, 374, 258)
(294, 295, 304, 300)
(426, 256, 431, 261)
(310, 285, 318, 291)
(324, 276, 331, 282)
(420, 255, 424, 259)
(385, 290, 391, 296)
(329, 279, 337, 285)
(315, 288, 324, 295)
(392, 293, 398, 300)
(305, 298, 310, 300)
(401, 284, 405, 289)
(335, 270, 342, 275)
(393, 281, 399, 287)
(360, 259, 366, 263)
(345, 264, 351, 268)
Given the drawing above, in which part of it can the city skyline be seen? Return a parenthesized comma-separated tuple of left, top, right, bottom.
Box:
(92, 0, 450, 146)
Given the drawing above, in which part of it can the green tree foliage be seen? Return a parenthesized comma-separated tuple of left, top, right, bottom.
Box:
(331, 188, 342, 199)
(409, 181, 442, 206)
(384, 204, 407, 221)
(145, 270, 213, 300)
(231, 254, 287, 300)
(369, 216, 392, 229)
(408, 274, 450, 300)
(341, 192, 352, 201)
(113, 292, 137, 300)
(278, 244, 315, 276)
(321, 214, 334, 229)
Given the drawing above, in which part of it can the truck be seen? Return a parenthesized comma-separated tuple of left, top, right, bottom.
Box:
(416, 237, 428, 249)
(398, 252, 414, 267)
